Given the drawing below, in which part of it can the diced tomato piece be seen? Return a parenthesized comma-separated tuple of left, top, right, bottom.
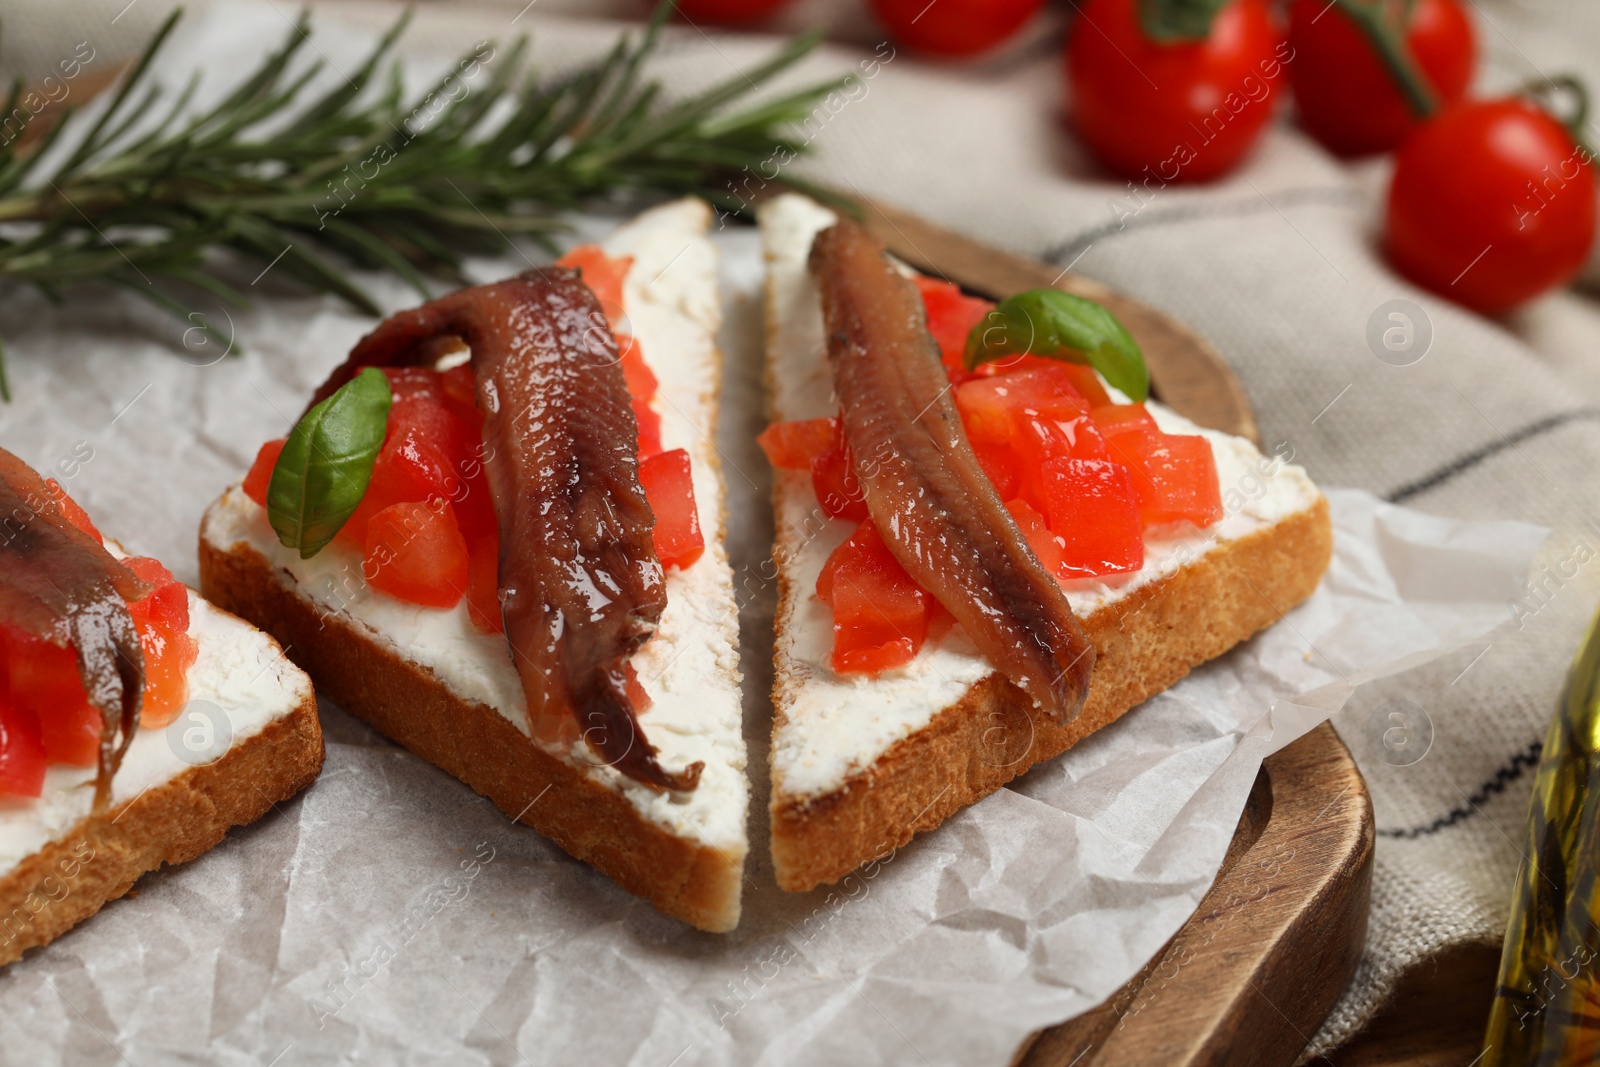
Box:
(465, 535, 504, 635)
(364, 501, 470, 609)
(955, 378, 1020, 444)
(124, 557, 190, 633)
(325, 366, 491, 546)
(1072, 416, 1110, 460)
(243, 438, 286, 508)
(132, 615, 197, 729)
(400, 396, 477, 484)
(914, 275, 994, 374)
(639, 449, 704, 570)
(383, 366, 444, 404)
(457, 473, 497, 541)
(955, 367, 1091, 447)
(624, 662, 653, 713)
(4, 629, 100, 767)
(633, 397, 663, 459)
(1042, 413, 1110, 461)
(811, 424, 869, 522)
(557, 245, 633, 325)
(1007, 416, 1060, 511)
(972, 441, 1020, 500)
(816, 522, 932, 674)
(965, 355, 1112, 403)
(835, 633, 926, 678)
(367, 400, 471, 512)
(0, 697, 46, 798)
(0, 551, 200, 772)
(968, 359, 1114, 403)
(926, 599, 956, 642)
(336, 488, 388, 550)
(614, 333, 658, 403)
(1055, 364, 1113, 407)
(1007, 411, 1093, 469)
(42, 479, 103, 543)
(38, 699, 102, 767)
(757, 417, 838, 471)
(123, 556, 197, 729)
(998, 365, 1090, 410)
(557, 254, 659, 448)
(1005, 499, 1066, 578)
(1041, 457, 1145, 577)
(445, 464, 498, 545)
(1109, 431, 1224, 530)
(438, 362, 479, 420)
(336, 369, 496, 548)
(965, 352, 1031, 377)
(1010, 411, 1107, 510)
(1090, 403, 1159, 437)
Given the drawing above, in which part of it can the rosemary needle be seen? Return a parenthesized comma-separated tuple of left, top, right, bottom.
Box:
(0, 3, 841, 375)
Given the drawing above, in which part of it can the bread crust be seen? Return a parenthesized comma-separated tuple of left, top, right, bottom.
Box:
(198, 527, 745, 933)
(770, 495, 1333, 893)
(0, 685, 323, 966)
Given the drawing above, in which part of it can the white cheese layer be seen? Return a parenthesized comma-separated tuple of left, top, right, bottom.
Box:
(204, 199, 748, 852)
(0, 591, 312, 879)
(759, 193, 1322, 802)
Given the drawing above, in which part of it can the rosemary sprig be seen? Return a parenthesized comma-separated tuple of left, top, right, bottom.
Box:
(0, 3, 841, 398)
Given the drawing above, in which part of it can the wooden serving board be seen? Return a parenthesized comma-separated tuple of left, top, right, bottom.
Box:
(854, 196, 1374, 1067)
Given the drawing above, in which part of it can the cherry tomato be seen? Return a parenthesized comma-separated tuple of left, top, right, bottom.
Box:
(1386, 98, 1596, 314)
(674, 0, 795, 26)
(1066, 0, 1289, 182)
(869, 0, 1044, 58)
(1288, 0, 1475, 157)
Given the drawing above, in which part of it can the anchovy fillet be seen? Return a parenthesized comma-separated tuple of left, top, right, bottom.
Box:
(809, 220, 1096, 720)
(0, 448, 148, 809)
(323, 270, 700, 792)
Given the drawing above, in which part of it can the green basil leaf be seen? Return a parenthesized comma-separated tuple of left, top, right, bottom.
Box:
(963, 288, 1149, 403)
(267, 367, 392, 559)
(1137, 0, 1231, 42)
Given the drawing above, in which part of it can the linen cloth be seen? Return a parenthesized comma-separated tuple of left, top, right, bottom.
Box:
(5, 0, 1600, 1056)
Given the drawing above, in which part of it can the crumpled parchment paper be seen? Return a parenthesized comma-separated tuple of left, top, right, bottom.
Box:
(0, 6, 1547, 1063)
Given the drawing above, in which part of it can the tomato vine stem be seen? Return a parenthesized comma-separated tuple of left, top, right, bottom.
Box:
(1136, 0, 1231, 42)
(1332, 0, 1437, 118)
(1522, 74, 1594, 156)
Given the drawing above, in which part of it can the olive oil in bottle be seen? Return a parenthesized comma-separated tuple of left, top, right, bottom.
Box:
(1483, 604, 1600, 1064)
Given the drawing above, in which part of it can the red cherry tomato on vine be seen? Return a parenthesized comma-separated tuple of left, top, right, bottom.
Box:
(1066, 0, 1289, 182)
(1386, 98, 1596, 314)
(869, 0, 1044, 58)
(674, 0, 794, 24)
(1288, 0, 1475, 157)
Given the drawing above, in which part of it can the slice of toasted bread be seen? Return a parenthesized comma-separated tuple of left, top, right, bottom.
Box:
(200, 199, 748, 932)
(759, 193, 1333, 892)
(0, 586, 322, 966)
